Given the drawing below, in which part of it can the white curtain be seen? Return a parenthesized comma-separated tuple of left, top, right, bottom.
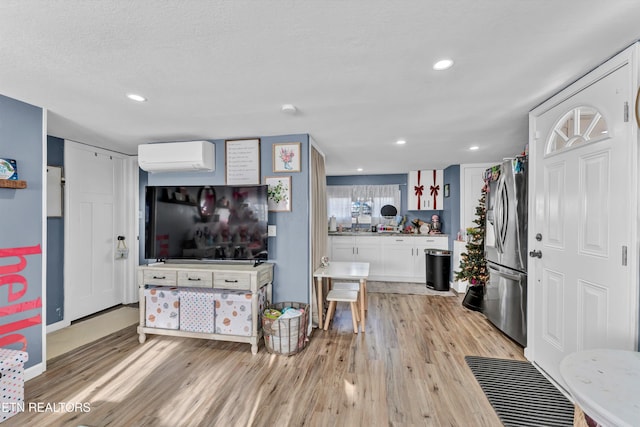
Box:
(311, 147, 327, 328)
(327, 184, 401, 226)
(326, 186, 353, 226)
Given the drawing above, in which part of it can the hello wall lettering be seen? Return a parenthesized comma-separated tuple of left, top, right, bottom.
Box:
(0, 244, 42, 351)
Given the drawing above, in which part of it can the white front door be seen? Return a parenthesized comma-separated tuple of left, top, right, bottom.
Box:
(65, 141, 126, 321)
(529, 51, 637, 387)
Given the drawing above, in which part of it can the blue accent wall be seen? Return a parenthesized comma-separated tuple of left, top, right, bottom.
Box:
(443, 164, 460, 252)
(46, 136, 64, 325)
(0, 94, 44, 369)
(144, 134, 310, 304)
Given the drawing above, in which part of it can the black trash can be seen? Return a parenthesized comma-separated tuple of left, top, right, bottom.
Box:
(425, 249, 451, 291)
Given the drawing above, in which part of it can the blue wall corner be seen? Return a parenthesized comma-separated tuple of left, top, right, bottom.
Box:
(0, 94, 44, 368)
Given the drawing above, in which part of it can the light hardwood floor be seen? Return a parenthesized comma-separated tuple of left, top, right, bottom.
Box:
(12, 293, 529, 426)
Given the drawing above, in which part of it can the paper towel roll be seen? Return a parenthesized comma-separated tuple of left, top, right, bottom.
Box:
(329, 216, 337, 232)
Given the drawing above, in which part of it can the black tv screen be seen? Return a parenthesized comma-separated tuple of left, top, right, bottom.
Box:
(144, 185, 268, 261)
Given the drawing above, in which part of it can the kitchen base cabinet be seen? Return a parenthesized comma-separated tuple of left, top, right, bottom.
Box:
(137, 262, 274, 354)
(412, 236, 449, 282)
(381, 237, 416, 280)
(330, 236, 358, 262)
(329, 235, 383, 278)
(330, 234, 448, 282)
(381, 235, 448, 282)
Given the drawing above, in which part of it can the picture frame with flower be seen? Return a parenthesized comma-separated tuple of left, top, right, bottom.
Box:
(273, 142, 301, 172)
(265, 176, 292, 212)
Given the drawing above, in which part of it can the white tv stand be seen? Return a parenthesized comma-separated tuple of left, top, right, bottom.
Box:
(136, 262, 274, 354)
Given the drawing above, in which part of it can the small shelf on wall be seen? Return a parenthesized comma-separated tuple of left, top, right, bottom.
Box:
(0, 180, 27, 189)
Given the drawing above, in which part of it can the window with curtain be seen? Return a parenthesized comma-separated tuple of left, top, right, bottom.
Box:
(327, 185, 401, 227)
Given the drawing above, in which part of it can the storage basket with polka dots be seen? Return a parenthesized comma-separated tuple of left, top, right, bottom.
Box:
(0, 348, 28, 421)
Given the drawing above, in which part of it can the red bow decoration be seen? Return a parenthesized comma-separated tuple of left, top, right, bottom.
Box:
(430, 170, 440, 209)
(414, 170, 423, 209)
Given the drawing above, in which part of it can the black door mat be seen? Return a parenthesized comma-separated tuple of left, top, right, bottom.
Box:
(465, 356, 574, 427)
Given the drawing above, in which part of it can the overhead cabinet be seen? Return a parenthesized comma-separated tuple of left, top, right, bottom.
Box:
(408, 169, 443, 210)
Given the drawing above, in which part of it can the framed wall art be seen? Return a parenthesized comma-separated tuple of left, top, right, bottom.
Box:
(273, 142, 301, 172)
(225, 138, 261, 185)
(265, 176, 292, 212)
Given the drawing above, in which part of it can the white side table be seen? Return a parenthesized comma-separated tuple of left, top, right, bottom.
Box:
(560, 349, 640, 427)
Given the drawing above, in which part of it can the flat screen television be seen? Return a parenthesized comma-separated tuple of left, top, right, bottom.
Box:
(144, 185, 269, 262)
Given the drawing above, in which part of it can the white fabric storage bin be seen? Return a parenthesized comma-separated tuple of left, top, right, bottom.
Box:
(180, 288, 215, 333)
(0, 348, 28, 421)
(144, 286, 180, 329)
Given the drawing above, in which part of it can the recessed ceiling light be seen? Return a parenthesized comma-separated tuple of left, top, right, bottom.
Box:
(357, 168, 363, 172)
(281, 104, 297, 114)
(126, 93, 147, 102)
(469, 145, 479, 151)
(433, 59, 454, 71)
(396, 139, 407, 145)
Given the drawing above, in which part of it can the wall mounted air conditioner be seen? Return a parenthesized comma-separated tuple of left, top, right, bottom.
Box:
(138, 140, 215, 172)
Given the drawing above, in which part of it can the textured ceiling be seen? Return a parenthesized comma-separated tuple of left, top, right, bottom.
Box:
(1, 1, 639, 175)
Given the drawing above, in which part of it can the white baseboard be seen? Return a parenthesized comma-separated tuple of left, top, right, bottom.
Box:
(46, 320, 70, 334)
(25, 363, 45, 381)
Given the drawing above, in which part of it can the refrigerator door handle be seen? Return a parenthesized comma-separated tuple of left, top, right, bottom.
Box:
(488, 264, 523, 281)
(494, 174, 506, 253)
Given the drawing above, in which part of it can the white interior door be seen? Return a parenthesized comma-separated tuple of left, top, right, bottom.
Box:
(529, 56, 637, 387)
(65, 141, 126, 321)
(460, 163, 495, 232)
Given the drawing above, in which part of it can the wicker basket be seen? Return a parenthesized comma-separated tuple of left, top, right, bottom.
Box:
(262, 302, 309, 356)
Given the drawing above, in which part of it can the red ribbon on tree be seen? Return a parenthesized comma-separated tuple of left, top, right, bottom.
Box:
(414, 170, 424, 210)
(430, 170, 440, 209)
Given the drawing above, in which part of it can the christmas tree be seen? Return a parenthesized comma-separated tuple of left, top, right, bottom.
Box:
(455, 191, 488, 287)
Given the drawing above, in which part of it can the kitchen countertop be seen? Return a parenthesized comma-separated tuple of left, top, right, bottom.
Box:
(328, 231, 448, 237)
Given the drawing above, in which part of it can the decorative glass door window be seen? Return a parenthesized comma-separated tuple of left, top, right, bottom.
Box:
(546, 106, 609, 155)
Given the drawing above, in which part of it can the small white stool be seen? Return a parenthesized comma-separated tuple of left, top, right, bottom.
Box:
(332, 282, 360, 291)
(332, 282, 360, 306)
(323, 289, 360, 333)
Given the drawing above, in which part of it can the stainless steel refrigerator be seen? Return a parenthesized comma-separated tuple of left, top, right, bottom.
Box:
(484, 157, 528, 346)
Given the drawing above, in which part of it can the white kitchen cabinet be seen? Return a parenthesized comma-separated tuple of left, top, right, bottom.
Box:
(412, 235, 449, 282)
(381, 237, 416, 280)
(408, 169, 444, 210)
(330, 236, 357, 262)
(381, 235, 449, 282)
(329, 235, 383, 278)
(330, 234, 448, 282)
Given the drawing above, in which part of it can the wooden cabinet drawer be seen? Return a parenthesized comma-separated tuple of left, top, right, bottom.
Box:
(214, 272, 251, 290)
(177, 270, 213, 288)
(142, 269, 177, 286)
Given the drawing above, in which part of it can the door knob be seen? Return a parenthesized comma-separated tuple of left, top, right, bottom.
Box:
(529, 250, 542, 259)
